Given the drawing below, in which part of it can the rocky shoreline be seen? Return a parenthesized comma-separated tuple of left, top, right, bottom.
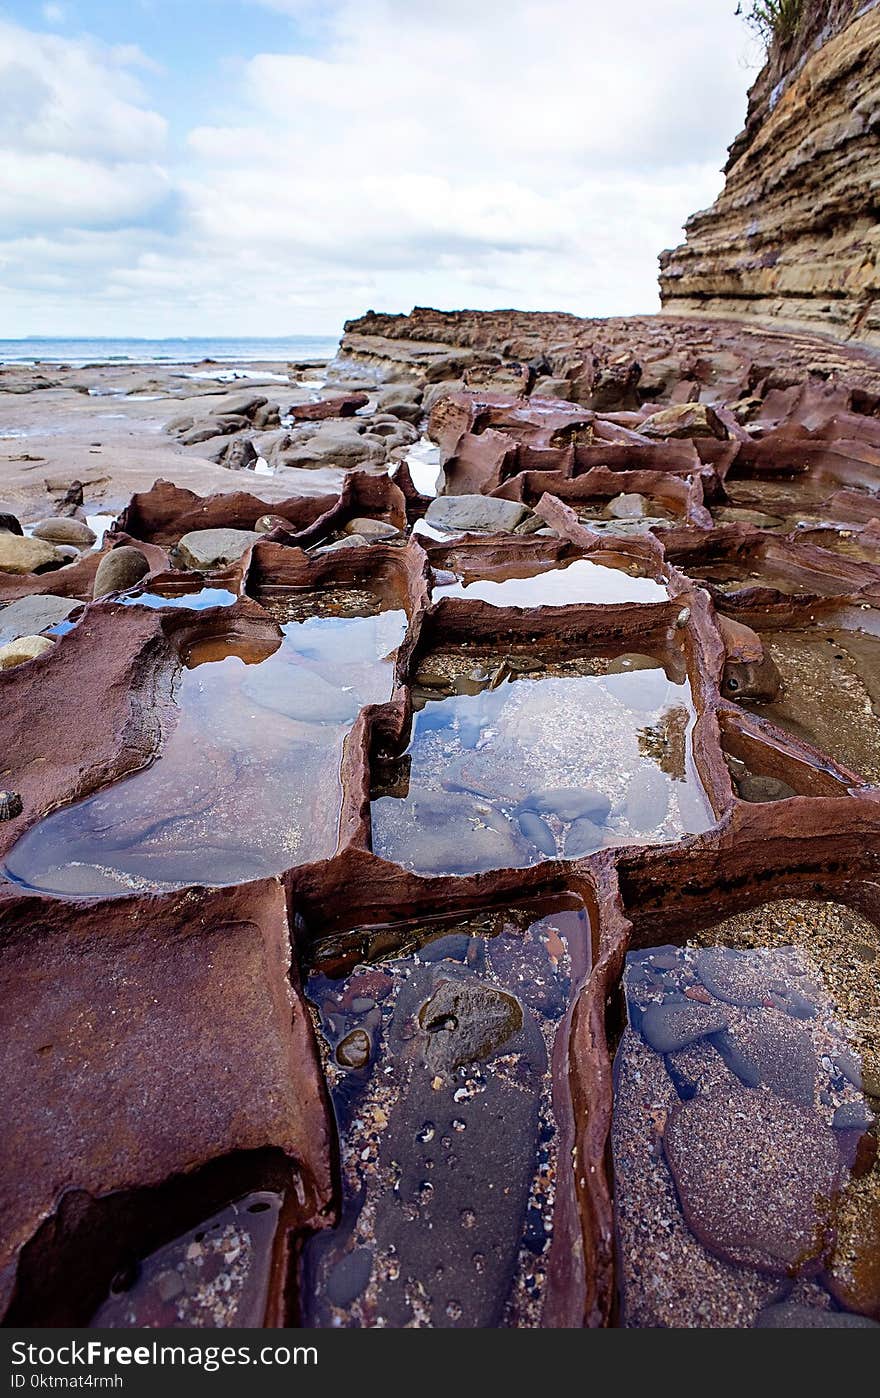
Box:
(2, 301, 880, 1327)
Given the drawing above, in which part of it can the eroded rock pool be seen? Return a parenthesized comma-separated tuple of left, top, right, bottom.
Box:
(3, 598, 407, 894)
(371, 646, 713, 874)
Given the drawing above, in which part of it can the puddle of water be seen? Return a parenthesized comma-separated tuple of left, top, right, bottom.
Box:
(613, 902, 879, 1328)
(372, 653, 712, 874)
(301, 895, 592, 1327)
(3, 601, 407, 895)
(432, 557, 669, 607)
(91, 1192, 283, 1328)
(741, 627, 880, 781)
(120, 587, 238, 611)
(86, 514, 117, 550)
(402, 436, 441, 496)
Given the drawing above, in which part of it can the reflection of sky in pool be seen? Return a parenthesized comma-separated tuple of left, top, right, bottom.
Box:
(432, 558, 669, 607)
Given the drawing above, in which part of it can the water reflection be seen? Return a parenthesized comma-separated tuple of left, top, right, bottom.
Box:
(4, 604, 407, 894)
(372, 655, 711, 873)
(432, 557, 669, 607)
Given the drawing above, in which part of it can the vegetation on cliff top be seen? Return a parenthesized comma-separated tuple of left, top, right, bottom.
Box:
(743, 0, 804, 47)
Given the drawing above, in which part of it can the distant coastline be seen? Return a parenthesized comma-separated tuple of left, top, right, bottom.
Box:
(0, 335, 340, 367)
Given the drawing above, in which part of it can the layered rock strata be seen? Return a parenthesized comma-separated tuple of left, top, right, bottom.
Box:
(659, 0, 880, 346)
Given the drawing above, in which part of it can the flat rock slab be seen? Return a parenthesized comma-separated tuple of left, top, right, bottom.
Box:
(0, 881, 332, 1323)
(0, 595, 78, 645)
(664, 1085, 840, 1274)
(424, 494, 529, 534)
(176, 528, 262, 570)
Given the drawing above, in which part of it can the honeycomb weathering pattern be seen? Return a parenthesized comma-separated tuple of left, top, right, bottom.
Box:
(3, 337, 880, 1325)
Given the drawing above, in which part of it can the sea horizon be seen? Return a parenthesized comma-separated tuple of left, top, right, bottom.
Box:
(0, 334, 342, 367)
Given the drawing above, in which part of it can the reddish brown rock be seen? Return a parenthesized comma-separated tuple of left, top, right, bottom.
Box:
(290, 393, 369, 421)
(0, 880, 333, 1324)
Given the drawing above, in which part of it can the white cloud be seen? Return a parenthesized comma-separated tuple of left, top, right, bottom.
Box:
(1, 2, 756, 335)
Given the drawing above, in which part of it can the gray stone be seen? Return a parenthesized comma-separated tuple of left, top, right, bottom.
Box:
(242, 665, 360, 724)
(664, 1086, 843, 1273)
(604, 493, 650, 520)
(832, 1101, 876, 1132)
(175, 528, 260, 571)
(92, 547, 151, 599)
(223, 438, 258, 470)
(0, 512, 23, 535)
(710, 1020, 817, 1105)
(737, 774, 798, 803)
(622, 764, 670, 829)
(531, 376, 572, 400)
(640, 1000, 729, 1054)
(523, 785, 612, 823)
(418, 977, 523, 1073)
(325, 1249, 374, 1308)
(313, 534, 369, 555)
(208, 391, 267, 419)
(564, 816, 606, 858)
(756, 1300, 878, 1329)
(0, 595, 79, 644)
(342, 517, 400, 539)
(696, 947, 770, 1007)
(424, 495, 529, 535)
(31, 517, 96, 547)
(517, 810, 557, 857)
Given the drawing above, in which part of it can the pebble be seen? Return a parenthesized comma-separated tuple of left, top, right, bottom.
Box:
(92, 546, 150, 599)
(418, 977, 523, 1074)
(0, 534, 65, 576)
(342, 517, 400, 539)
(517, 811, 557, 857)
(31, 517, 96, 547)
(737, 775, 798, 803)
(336, 1029, 371, 1071)
(695, 947, 770, 1007)
(663, 1085, 841, 1273)
(0, 634, 56, 670)
(522, 786, 611, 824)
(756, 1300, 878, 1328)
(639, 1000, 729, 1054)
(325, 1248, 374, 1308)
(563, 816, 606, 859)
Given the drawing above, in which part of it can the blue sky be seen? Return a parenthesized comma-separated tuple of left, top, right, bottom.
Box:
(0, 1, 759, 336)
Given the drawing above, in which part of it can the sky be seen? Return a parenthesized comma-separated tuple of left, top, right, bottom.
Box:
(0, 1, 763, 338)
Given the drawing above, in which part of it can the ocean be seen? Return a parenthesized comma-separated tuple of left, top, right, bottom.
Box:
(0, 335, 341, 367)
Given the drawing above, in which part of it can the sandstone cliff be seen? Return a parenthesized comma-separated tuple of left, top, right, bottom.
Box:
(659, 0, 880, 347)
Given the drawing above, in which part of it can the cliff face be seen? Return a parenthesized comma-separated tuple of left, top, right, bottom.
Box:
(659, 0, 880, 347)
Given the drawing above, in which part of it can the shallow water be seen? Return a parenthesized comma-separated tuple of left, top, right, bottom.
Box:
(301, 895, 591, 1327)
(612, 928, 877, 1328)
(402, 436, 442, 497)
(119, 586, 238, 610)
(371, 656, 712, 874)
(431, 557, 669, 607)
(91, 1192, 283, 1328)
(4, 603, 407, 895)
(741, 627, 880, 781)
